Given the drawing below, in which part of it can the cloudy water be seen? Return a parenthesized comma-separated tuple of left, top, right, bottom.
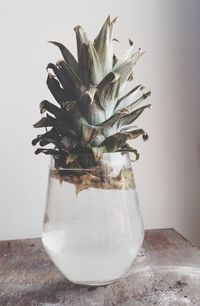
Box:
(42, 178, 144, 285)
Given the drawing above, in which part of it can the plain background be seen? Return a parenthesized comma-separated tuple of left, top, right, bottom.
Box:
(0, 0, 200, 246)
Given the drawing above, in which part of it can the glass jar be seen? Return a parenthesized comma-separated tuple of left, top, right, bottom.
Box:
(42, 152, 144, 286)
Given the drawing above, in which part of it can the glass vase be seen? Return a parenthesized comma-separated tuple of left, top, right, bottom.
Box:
(42, 152, 144, 286)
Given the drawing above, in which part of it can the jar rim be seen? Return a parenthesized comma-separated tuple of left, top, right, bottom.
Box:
(49, 151, 131, 171)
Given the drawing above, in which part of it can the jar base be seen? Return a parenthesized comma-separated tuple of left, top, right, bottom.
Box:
(68, 278, 119, 287)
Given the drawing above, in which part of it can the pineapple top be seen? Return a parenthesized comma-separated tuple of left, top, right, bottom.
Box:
(32, 16, 151, 169)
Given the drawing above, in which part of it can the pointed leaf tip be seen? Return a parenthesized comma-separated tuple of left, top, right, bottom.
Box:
(110, 16, 118, 26)
(47, 73, 54, 80)
(142, 133, 149, 141)
(112, 16, 118, 23)
(106, 15, 111, 23)
(94, 15, 115, 76)
(47, 41, 79, 75)
(74, 25, 87, 38)
(143, 91, 151, 99)
(74, 25, 81, 32)
(129, 39, 133, 46)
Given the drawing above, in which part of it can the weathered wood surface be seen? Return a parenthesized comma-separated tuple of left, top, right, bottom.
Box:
(0, 229, 200, 306)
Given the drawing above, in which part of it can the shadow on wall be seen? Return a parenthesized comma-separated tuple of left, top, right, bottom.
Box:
(164, 0, 200, 246)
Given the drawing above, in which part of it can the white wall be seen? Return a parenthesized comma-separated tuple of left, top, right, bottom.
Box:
(0, 0, 200, 245)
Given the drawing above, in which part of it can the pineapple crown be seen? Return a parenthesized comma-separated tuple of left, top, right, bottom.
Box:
(32, 16, 151, 169)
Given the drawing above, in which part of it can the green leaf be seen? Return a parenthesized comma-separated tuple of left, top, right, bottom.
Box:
(80, 97, 106, 125)
(47, 63, 75, 99)
(118, 104, 151, 127)
(114, 50, 144, 92)
(39, 100, 88, 137)
(32, 128, 60, 146)
(39, 137, 58, 147)
(113, 54, 118, 67)
(74, 25, 88, 63)
(114, 41, 135, 69)
(127, 91, 151, 112)
(46, 73, 71, 105)
(78, 43, 90, 87)
(33, 114, 56, 128)
(65, 153, 79, 165)
(33, 19, 151, 168)
(78, 87, 104, 122)
(120, 125, 138, 133)
(124, 129, 148, 141)
(76, 32, 103, 86)
(60, 136, 80, 152)
(39, 100, 60, 115)
(34, 101, 82, 139)
(130, 49, 145, 66)
(82, 124, 100, 145)
(87, 41, 103, 85)
(33, 115, 80, 141)
(91, 146, 105, 161)
(114, 84, 142, 110)
(53, 121, 78, 138)
(94, 16, 116, 76)
(114, 42, 144, 69)
(35, 148, 60, 156)
(113, 60, 133, 92)
(117, 91, 151, 114)
(56, 60, 86, 100)
(55, 101, 89, 136)
(74, 26, 103, 86)
(100, 132, 127, 152)
(99, 129, 147, 153)
(48, 41, 79, 75)
(119, 144, 140, 161)
(97, 104, 151, 139)
(97, 72, 120, 117)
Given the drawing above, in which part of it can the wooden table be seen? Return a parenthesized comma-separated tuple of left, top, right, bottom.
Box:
(0, 229, 200, 306)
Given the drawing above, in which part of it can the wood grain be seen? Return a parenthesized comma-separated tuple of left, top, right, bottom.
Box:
(0, 229, 200, 305)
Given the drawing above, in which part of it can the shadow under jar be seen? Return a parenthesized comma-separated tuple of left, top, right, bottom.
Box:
(42, 152, 144, 286)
